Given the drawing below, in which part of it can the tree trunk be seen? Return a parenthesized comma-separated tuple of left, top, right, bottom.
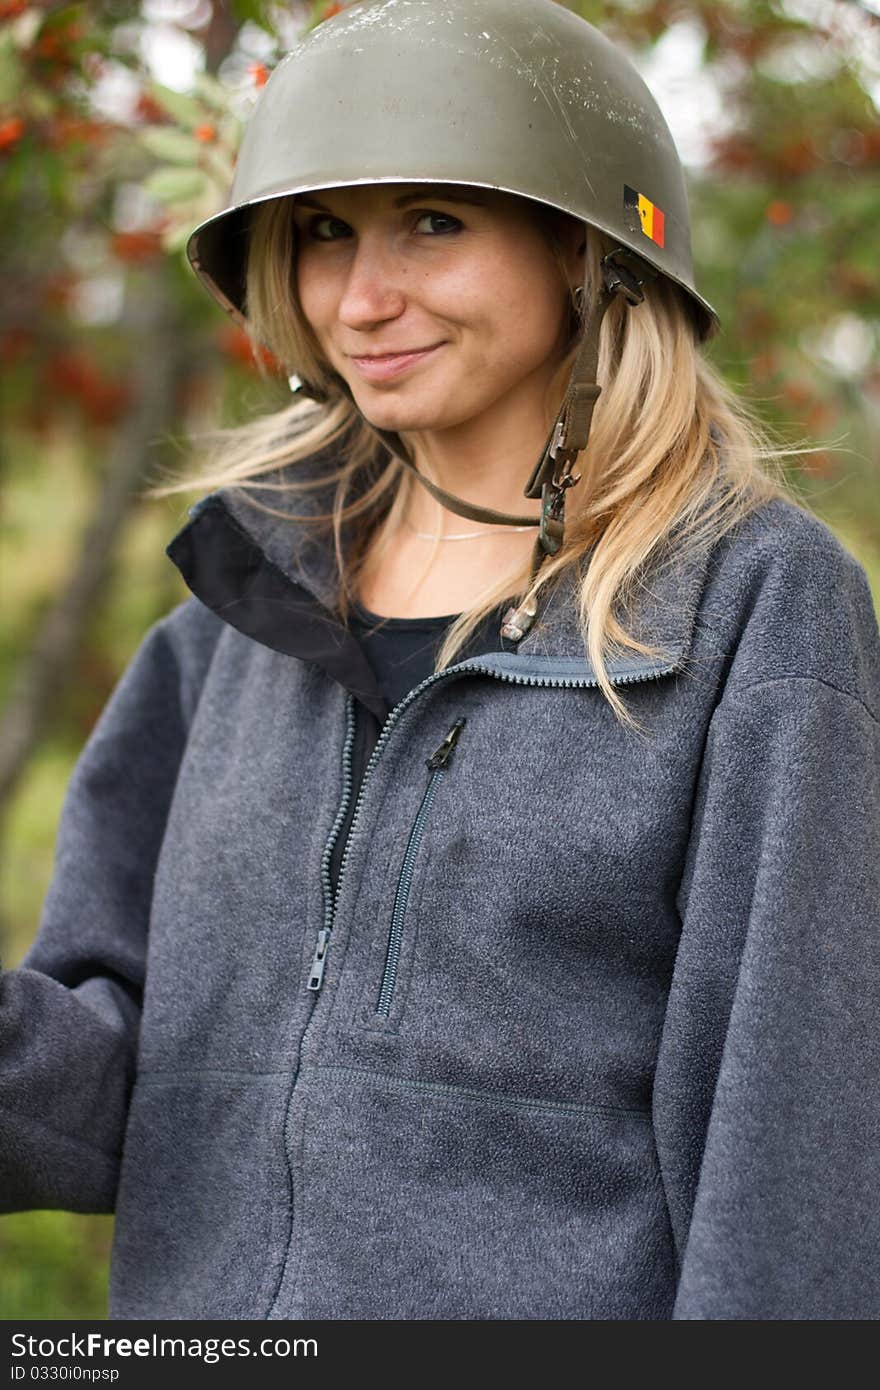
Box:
(0, 271, 185, 818)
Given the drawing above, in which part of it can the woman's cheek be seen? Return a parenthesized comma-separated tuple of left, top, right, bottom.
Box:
(296, 254, 335, 332)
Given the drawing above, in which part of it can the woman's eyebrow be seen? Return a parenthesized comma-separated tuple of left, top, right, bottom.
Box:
(293, 188, 488, 212)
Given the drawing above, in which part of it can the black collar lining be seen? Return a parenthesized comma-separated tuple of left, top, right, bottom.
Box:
(167, 495, 390, 724)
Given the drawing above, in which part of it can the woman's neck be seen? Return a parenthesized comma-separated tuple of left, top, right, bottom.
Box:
(399, 379, 557, 529)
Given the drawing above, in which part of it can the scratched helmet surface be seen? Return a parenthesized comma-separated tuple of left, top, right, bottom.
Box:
(186, 0, 718, 340)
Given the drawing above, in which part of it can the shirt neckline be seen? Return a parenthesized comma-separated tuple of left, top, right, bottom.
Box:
(349, 599, 461, 629)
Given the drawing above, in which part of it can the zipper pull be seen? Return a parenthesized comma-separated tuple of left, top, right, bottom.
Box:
(307, 928, 330, 991)
(426, 717, 466, 771)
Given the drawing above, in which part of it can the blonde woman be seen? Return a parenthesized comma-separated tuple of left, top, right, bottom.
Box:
(4, 0, 879, 1320)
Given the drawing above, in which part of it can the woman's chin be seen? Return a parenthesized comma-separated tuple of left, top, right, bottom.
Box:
(349, 389, 454, 437)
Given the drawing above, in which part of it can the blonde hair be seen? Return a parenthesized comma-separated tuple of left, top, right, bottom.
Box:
(156, 192, 807, 730)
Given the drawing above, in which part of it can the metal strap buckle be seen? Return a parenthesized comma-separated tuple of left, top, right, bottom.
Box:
(548, 420, 583, 490)
(601, 248, 655, 306)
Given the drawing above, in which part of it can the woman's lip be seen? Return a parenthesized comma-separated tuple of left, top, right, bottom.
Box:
(348, 344, 444, 382)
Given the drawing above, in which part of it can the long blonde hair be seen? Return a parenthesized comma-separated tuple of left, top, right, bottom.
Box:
(157, 191, 806, 729)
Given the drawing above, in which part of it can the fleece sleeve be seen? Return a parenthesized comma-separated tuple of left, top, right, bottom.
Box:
(0, 617, 193, 1214)
(652, 673, 880, 1319)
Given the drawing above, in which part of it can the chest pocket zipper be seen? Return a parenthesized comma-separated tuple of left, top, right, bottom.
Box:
(375, 718, 466, 1018)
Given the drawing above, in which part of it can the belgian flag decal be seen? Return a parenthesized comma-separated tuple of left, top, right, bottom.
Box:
(624, 185, 665, 249)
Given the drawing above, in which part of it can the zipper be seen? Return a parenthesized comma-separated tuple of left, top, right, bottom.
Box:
(308, 693, 358, 991)
(305, 655, 677, 994)
(375, 718, 466, 1018)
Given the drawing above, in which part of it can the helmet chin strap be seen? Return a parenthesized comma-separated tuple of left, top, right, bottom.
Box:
(295, 246, 656, 642)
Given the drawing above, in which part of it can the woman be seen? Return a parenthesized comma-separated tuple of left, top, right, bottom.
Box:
(4, 0, 879, 1320)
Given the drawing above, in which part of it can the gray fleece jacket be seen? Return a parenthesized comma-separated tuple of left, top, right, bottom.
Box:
(2, 464, 879, 1321)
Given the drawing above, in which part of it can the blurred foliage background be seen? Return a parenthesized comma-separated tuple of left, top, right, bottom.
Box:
(1, 0, 878, 1319)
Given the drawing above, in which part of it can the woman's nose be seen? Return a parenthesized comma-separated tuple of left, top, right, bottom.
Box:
(337, 234, 407, 330)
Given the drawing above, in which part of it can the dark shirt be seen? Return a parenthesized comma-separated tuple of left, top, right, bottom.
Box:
(350, 602, 469, 711)
(326, 600, 507, 898)
(349, 597, 509, 712)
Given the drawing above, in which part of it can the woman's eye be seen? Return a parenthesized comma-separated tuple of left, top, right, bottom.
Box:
(307, 215, 352, 241)
(413, 212, 462, 235)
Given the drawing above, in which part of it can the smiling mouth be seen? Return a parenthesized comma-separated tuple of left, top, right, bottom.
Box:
(347, 344, 445, 382)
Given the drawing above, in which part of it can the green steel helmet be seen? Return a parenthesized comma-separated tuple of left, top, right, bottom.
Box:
(186, 0, 718, 341)
(185, 0, 719, 641)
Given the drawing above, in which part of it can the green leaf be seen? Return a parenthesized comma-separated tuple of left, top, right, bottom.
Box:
(0, 36, 24, 105)
(29, 89, 57, 121)
(229, 0, 272, 25)
(0, 135, 30, 199)
(143, 166, 211, 204)
(192, 73, 232, 112)
(39, 150, 67, 206)
(164, 218, 199, 254)
(40, 4, 84, 35)
(138, 127, 203, 165)
(147, 82, 205, 130)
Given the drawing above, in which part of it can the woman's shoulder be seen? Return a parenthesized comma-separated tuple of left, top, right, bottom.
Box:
(128, 597, 228, 727)
(157, 593, 227, 649)
(694, 493, 880, 719)
(715, 492, 864, 573)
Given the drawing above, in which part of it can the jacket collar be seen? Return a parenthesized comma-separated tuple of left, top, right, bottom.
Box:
(166, 455, 712, 715)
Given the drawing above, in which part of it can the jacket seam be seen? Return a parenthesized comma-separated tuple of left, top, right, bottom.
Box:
(726, 673, 878, 726)
(287, 1064, 314, 1316)
(150, 615, 194, 737)
(310, 1064, 650, 1120)
(135, 1069, 292, 1081)
(645, 1105, 682, 1283)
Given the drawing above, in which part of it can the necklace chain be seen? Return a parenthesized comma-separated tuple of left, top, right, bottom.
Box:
(403, 515, 536, 542)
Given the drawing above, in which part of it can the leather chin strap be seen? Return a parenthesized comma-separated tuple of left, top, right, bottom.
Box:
(295, 246, 656, 642)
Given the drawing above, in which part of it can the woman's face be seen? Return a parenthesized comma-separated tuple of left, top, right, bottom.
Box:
(291, 183, 584, 436)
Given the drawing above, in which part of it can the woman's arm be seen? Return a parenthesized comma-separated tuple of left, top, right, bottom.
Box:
(0, 603, 217, 1213)
(653, 529, 880, 1319)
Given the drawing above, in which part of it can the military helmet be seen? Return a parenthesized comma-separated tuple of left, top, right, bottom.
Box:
(187, 0, 717, 341)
